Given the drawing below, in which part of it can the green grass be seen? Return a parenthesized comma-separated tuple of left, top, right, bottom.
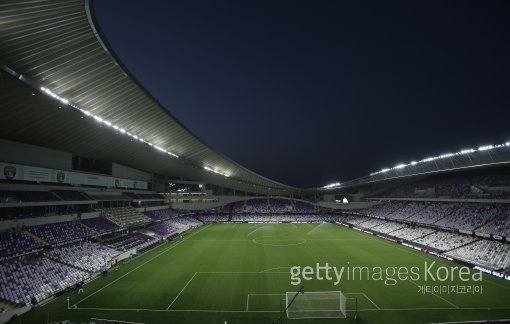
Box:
(19, 223, 510, 323)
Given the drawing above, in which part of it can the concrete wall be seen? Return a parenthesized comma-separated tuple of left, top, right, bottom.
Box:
(112, 163, 151, 182)
(0, 139, 71, 170)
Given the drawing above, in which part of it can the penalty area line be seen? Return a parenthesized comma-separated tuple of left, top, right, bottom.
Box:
(166, 272, 198, 310)
(74, 225, 209, 307)
(68, 306, 510, 313)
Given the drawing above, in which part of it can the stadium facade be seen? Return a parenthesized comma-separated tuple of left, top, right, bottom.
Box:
(0, 1, 510, 323)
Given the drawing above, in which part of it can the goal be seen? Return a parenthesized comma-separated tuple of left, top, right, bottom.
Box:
(286, 291, 346, 319)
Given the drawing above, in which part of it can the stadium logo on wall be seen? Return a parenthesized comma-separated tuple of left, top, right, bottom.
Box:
(56, 171, 66, 183)
(4, 166, 16, 180)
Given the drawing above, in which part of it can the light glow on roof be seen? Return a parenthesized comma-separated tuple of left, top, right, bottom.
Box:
(322, 182, 341, 189)
(39, 86, 180, 159)
(40, 87, 68, 105)
(369, 140, 509, 176)
(204, 166, 230, 177)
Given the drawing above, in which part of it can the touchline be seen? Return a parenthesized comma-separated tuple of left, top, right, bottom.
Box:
(290, 261, 483, 286)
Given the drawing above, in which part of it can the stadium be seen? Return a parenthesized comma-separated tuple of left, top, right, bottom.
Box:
(1, 1, 510, 323)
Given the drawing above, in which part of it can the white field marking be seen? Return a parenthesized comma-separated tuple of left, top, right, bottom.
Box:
(74, 225, 209, 306)
(201, 269, 376, 274)
(166, 272, 198, 310)
(181, 238, 372, 241)
(247, 226, 265, 236)
(357, 227, 510, 292)
(196, 269, 380, 274)
(342, 292, 381, 310)
(72, 307, 282, 313)
(196, 290, 376, 312)
(251, 238, 307, 247)
(69, 306, 510, 313)
(306, 223, 320, 235)
(246, 293, 287, 311)
(197, 271, 289, 274)
(406, 279, 459, 309)
(351, 306, 510, 312)
(430, 320, 510, 324)
(361, 293, 380, 310)
(305, 223, 324, 235)
(259, 266, 290, 273)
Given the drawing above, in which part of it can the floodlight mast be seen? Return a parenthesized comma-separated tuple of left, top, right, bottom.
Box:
(275, 286, 304, 324)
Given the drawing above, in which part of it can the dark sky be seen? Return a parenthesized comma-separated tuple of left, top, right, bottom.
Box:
(92, 0, 510, 188)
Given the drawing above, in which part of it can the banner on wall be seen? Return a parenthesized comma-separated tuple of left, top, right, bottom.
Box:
(0, 162, 148, 189)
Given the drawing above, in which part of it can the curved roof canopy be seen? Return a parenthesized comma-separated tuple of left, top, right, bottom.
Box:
(0, 0, 301, 195)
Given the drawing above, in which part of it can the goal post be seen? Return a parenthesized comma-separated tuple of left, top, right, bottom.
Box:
(286, 291, 346, 319)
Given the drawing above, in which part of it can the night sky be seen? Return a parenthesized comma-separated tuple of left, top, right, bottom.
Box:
(92, 1, 510, 188)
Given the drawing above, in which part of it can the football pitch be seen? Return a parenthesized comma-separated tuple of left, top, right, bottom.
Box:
(23, 223, 510, 323)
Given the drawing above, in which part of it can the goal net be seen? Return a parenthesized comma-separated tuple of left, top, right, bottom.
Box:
(286, 291, 346, 319)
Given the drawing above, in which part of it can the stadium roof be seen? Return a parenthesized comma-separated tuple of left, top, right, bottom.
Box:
(321, 142, 510, 191)
(0, 0, 300, 195)
(1, 0, 509, 195)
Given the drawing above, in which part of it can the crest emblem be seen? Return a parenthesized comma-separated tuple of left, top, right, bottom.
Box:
(57, 171, 66, 183)
(4, 166, 16, 180)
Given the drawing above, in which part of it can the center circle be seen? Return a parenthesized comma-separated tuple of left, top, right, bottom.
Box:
(252, 236, 307, 247)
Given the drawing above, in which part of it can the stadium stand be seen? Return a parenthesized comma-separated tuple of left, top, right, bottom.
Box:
(272, 214, 296, 222)
(390, 226, 436, 241)
(246, 199, 269, 213)
(167, 217, 202, 232)
(293, 200, 315, 213)
(144, 208, 180, 221)
(195, 214, 229, 223)
(295, 214, 321, 222)
(385, 203, 427, 220)
(241, 214, 269, 222)
(413, 231, 476, 251)
(147, 223, 179, 237)
(27, 221, 95, 246)
(101, 207, 152, 227)
(476, 210, 510, 237)
(405, 203, 459, 225)
(362, 202, 405, 218)
(371, 221, 408, 234)
(80, 217, 122, 235)
(45, 242, 121, 272)
(108, 232, 157, 251)
(0, 230, 44, 260)
(446, 240, 510, 270)
(434, 205, 504, 231)
(319, 213, 354, 223)
(0, 258, 89, 306)
(356, 218, 387, 229)
(270, 198, 292, 213)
